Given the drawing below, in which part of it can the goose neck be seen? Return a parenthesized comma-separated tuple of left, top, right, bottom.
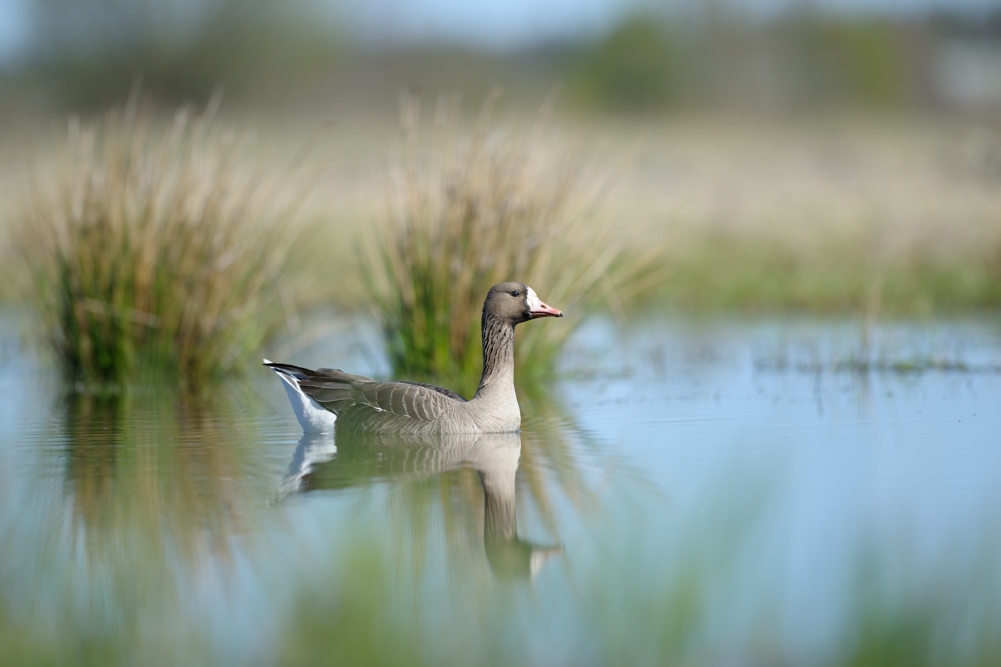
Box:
(474, 316, 515, 397)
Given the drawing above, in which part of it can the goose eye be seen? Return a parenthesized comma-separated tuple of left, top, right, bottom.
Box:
(511, 290, 520, 297)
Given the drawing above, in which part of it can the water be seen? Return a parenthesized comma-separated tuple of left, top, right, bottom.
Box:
(1, 312, 999, 665)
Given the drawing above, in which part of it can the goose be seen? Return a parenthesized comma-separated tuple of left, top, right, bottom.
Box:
(265, 282, 562, 434)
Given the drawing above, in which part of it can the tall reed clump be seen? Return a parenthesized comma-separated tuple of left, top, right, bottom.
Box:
(364, 90, 655, 392)
(19, 96, 297, 387)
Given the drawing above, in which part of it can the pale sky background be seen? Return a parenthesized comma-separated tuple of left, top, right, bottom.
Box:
(341, 0, 1001, 49)
(0, 0, 999, 63)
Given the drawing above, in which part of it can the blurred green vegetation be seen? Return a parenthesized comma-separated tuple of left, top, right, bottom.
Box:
(21, 0, 343, 110)
(5, 523, 998, 666)
(272, 495, 1001, 667)
(565, 13, 922, 112)
(566, 16, 680, 112)
(794, 17, 916, 109)
(655, 235, 1001, 315)
(835, 554, 1001, 667)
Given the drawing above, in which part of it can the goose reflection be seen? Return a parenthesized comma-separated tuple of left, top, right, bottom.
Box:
(279, 430, 562, 579)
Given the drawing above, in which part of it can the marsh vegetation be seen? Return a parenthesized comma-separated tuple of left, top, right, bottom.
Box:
(363, 90, 660, 393)
(4, 92, 1001, 391)
(15, 95, 300, 387)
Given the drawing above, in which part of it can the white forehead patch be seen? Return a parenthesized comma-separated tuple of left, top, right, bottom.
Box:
(526, 286, 542, 309)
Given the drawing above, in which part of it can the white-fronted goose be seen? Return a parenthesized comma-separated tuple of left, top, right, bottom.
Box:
(265, 282, 562, 434)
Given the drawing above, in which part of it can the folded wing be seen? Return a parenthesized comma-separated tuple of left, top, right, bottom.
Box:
(265, 363, 464, 423)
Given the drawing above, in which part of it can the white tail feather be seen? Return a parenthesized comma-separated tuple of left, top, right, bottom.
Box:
(265, 360, 337, 434)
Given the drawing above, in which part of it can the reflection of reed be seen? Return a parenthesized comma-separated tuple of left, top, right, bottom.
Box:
(62, 388, 264, 571)
(517, 383, 597, 535)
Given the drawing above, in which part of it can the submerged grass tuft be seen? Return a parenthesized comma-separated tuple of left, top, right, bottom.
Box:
(18, 95, 298, 387)
(364, 90, 659, 393)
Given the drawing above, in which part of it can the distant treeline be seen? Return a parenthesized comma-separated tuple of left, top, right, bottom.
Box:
(5, 0, 345, 111)
(3, 0, 1001, 115)
(563, 11, 1001, 113)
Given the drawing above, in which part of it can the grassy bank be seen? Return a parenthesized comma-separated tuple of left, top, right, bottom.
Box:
(596, 114, 1001, 315)
(655, 234, 1001, 314)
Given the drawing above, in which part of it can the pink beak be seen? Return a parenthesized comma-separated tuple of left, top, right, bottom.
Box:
(529, 300, 563, 318)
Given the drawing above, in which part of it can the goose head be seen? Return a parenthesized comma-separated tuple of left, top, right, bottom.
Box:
(484, 282, 563, 325)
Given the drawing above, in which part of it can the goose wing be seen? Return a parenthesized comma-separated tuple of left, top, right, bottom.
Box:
(265, 363, 464, 421)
